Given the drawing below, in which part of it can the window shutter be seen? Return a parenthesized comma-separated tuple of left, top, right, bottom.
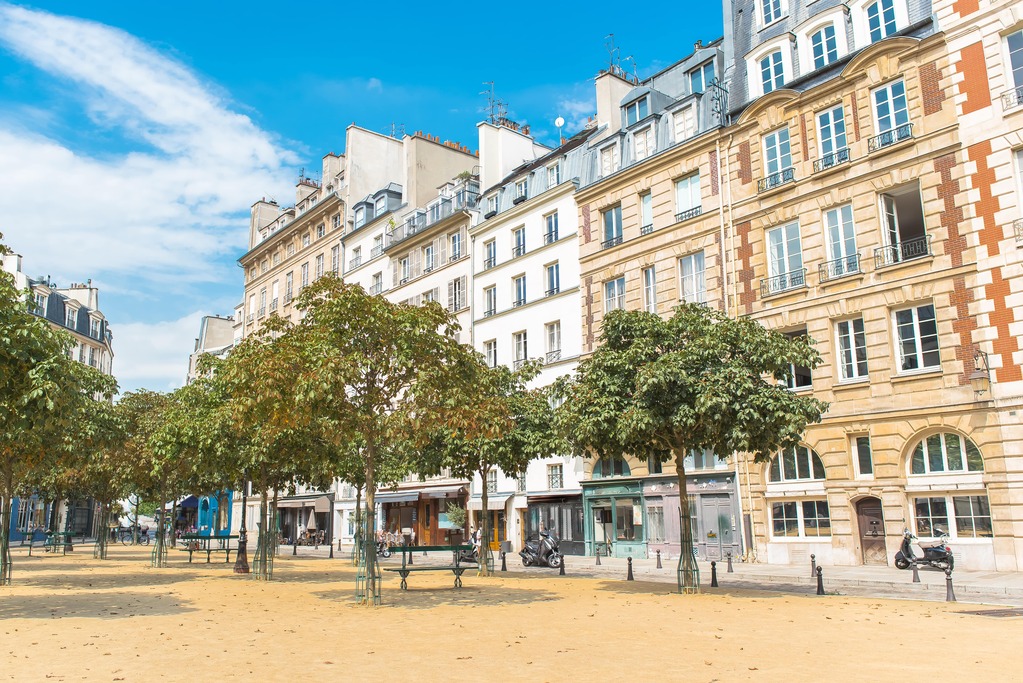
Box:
(437, 236, 448, 263)
(411, 249, 422, 278)
(447, 279, 455, 310)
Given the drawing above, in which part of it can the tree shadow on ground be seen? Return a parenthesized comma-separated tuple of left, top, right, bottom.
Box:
(313, 580, 559, 610)
(591, 578, 812, 600)
(0, 591, 198, 620)
(18, 570, 202, 591)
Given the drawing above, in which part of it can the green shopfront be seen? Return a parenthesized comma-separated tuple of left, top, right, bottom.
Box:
(582, 480, 645, 559)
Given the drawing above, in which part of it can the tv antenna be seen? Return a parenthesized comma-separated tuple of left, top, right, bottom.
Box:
(481, 81, 508, 124)
(555, 116, 565, 144)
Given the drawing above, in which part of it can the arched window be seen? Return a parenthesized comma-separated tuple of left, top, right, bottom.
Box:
(910, 433, 983, 475)
(769, 445, 825, 482)
(593, 456, 631, 479)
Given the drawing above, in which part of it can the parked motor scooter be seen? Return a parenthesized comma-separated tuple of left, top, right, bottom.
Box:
(519, 530, 563, 568)
(894, 528, 953, 571)
(376, 540, 391, 558)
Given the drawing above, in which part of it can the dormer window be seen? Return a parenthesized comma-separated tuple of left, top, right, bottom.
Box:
(515, 179, 528, 199)
(867, 0, 897, 42)
(65, 306, 77, 329)
(634, 126, 655, 161)
(547, 163, 561, 187)
(625, 98, 649, 126)
(762, 0, 784, 26)
(673, 105, 696, 143)
(32, 292, 46, 316)
(761, 50, 785, 93)
(811, 25, 839, 69)
(375, 196, 387, 215)
(486, 196, 498, 215)
(90, 318, 102, 340)
(354, 206, 366, 228)
(689, 61, 715, 94)
(600, 144, 620, 177)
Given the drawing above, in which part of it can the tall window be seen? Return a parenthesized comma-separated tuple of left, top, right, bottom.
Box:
(867, 0, 897, 43)
(484, 240, 496, 268)
(878, 185, 927, 264)
(544, 212, 559, 242)
(634, 126, 654, 161)
(302, 233, 311, 248)
(315, 254, 324, 279)
(285, 272, 293, 300)
(512, 227, 526, 257)
(513, 275, 527, 306)
(486, 470, 498, 493)
(910, 433, 984, 475)
(600, 145, 619, 176)
(760, 50, 785, 94)
(400, 257, 410, 282)
(331, 245, 340, 273)
(678, 251, 706, 304)
(781, 329, 812, 389)
(673, 105, 696, 143)
(32, 292, 46, 316)
(90, 318, 102, 339)
(602, 205, 623, 248)
(818, 106, 847, 161)
(854, 435, 874, 477)
(762, 0, 782, 25)
(484, 286, 497, 316)
(547, 163, 561, 187)
(625, 97, 649, 126)
(484, 340, 497, 368)
(317, 223, 326, 239)
(300, 263, 309, 287)
(1009, 30, 1023, 91)
(545, 321, 561, 357)
(824, 204, 857, 275)
(371, 272, 382, 294)
(545, 263, 560, 296)
(836, 318, 868, 381)
(769, 445, 826, 482)
(640, 193, 653, 231)
(65, 306, 76, 328)
(675, 172, 701, 219)
(604, 277, 626, 312)
(642, 266, 657, 313)
(515, 179, 528, 200)
(811, 25, 838, 69)
(450, 232, 463, 260)
(766, 222, 804, 292)
(547, 464, 564, 489)
(513, 331, 528, 365)
(690, 61, 715, 94)
(873, 80, 909, 133)
(763, 128, 792, 176)
(424, 244, 435, 272)
(448, 276, 467, 312)
(894, 304, 940, 372)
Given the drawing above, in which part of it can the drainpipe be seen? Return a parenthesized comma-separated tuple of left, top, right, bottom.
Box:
(722, 133, 737, 320)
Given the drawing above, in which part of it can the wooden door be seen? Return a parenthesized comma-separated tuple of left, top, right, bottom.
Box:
(700, 495, 733, 560)
(856, 497, 887, 565)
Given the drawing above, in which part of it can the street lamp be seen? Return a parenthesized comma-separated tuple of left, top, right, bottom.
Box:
(233, 477, 250, 574)
(970, 350, 991, 396)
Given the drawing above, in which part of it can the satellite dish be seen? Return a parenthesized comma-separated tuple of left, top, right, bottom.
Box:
(555, 116, 565, 128)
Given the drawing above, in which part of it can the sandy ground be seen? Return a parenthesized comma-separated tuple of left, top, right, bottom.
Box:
(1, 545, 1020, 682)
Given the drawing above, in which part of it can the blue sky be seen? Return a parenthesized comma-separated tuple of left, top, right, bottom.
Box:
(0, 1, 723, 392)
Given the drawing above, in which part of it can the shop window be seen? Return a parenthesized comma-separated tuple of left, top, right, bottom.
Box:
(647, 507, 665, 542)
(771, 499, 831, 537)
(909, 433, 983, 475)
(769, 445, 825, 482)
(914, 495, 992, 539)
(593, 456, 631, 478)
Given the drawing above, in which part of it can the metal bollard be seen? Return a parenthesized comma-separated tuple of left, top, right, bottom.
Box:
(595, 551, 601, 566)
(501, 551, 507, 572)
(816, 566, 825, 595)
(559, 555, 566, 576)
(656, 549, 662, 569)
(711, 561, 718, 588)
(911, 564, 920, 583)
(945, 568, 956, 603)
(727, 551, 734, 573)
(810, 553, 816, 578)
(627, 556, 634, 581)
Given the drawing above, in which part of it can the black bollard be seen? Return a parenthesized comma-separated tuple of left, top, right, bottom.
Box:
(711, 561, 718, 588)
(627, 556, 634, 581)
(810, 553, 816, 578)
(727, 551, 734, 573)
(816, 566, 825, 595)
(912, 564, 920, 583)
(656, 549, 662, 569)
(595, 551, 601, 566)
(945, 568, 956, 602)
(559, 555, 566, 576)
(501, 551, 507, 572)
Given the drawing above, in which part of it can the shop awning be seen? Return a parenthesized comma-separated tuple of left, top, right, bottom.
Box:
(421, 486, 464, 498)
(526, 492, 582, 503)
(375, 491, 420, 504)
(467, 494, 511, 510)
(276, 495, 332, 513)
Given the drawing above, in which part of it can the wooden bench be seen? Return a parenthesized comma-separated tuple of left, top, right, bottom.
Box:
(177, 534, 238, 564)
(42, 532, 72, 556)
(383, 544, 476, 590)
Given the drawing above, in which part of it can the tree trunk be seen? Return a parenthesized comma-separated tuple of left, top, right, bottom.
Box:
(152, 492, 167, 568)
(0, 492, 12, 585)
(479, 465, 491, 577)
(254, 489, 270, 580)
(674, 449, 699, 594)
(93, 501, 108, 559)
(170, 500, 178, 548)
(359, 447, 380, 605)
(353, 488, 362, 566)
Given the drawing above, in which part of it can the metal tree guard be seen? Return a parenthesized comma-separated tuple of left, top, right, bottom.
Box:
(354, 507, 380, 605)
(676, 507, 700, 594)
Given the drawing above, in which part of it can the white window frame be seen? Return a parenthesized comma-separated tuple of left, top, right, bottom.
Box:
(747, 35, 794, 98)
(545, 262, 560, 295)
(602, 205, 623, 245)
(675, 172, 702, 218)
(484, 340, 498, 368)
(1006, 29, 1023, 94)
(484, 286, 497, 315)
(604, 277, 626, 313)
(484, 239, 497, 267)
(765, 222, 804, 289)
(450, 232, 463, 259)
(853, 435, 874, 479)
(487, 196, 498, 215)
(513, 275, 527, 306)
(625, 97, 649, 126)
(374, 196, 387, 215)
(634, 125, 655, 161)
(600, 144, 620, 177)
(763, 127, 793, 177)
(836, 317, 869, 381)
(302, 233, 311, 248)
(770, 499, 832, 538)
(850, 0, 908, 49)
(515, 179, 528, 199)
(912, 494, 992, 540)
(823, 203, 857, 270)
(672, 105, 697, 144)
(817, 106, 848, 163)
(640, 193, 653, 231)
(65, 306, 77, 328)
(893, 303, 940, 373)
(872, 79, 910, 135)
(547, 464, 564, 490)
(513, 331, 528, 363)
(544, 212, 559, 242)
(512, 227, 526, 256)
(547, 163, 561, 187)
(678, 251, 707, 304)
(690, 60, 715, 94)
(545, 321, 561, 354)
(759, 0, 786, 29)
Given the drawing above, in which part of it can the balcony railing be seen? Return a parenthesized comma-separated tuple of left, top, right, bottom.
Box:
(483, 257, 496, 270)
(483, 308, 496, 318)
(348, 257, 362, 270)
(257, 307, 266, 318)
(512, 244, 526, 257)
(813, 148, 850, 173)
(246, 314, 254, 323)
(545, 287, 560, 297)
(867, 123, 913, 153)
(675, 206, 703, 223)
(385, 211, 427, 249)
(1002, 86, 1023, 111)
(1015, 218, 1023, 242)
(874, 235, 931, 268)
(369, 283, 383, 295)
(450, 252, 462, 262)
(602, 235, 623, 250)
(513, 298, 525, 308)
(757, 168, 795, 193)
(513, 358, 528, 369)
(818, 254, 861, 283)
(640, 223, 654, 235)
(760, 268, 807, 297)
(544, 231, 558, 244)
(370, 245, 383, 258)
(284, 291, 293, 304)
(269, 298, 279, 312)
(545, 349, 561, 363)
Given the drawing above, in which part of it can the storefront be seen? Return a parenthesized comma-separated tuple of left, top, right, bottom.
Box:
(468, 494, 510, 551)
(197, 491, 233, 537)
(642, 473, 741, 561)
(525, 494, 584, 555)
(582, 480, 645, 559)
(277, 494, 332, 543)
(7, 496, 50, 543)
(378, 485, 467, 546)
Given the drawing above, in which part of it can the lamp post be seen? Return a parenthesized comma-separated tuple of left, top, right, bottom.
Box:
(233, 478, 249, 574)
(970, 350, 992, 396)
(328, 491, 336, 559)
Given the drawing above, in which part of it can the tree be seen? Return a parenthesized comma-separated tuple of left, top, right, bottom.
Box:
(555, 304, 828, 592)
(422, 357, 561, 575)
(288, 275, 473, 604)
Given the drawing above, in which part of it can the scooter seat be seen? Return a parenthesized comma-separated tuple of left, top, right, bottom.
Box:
(917, 538, 945, 548)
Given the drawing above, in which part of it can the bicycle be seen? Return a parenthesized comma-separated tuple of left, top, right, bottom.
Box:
(119, 528, 151, 546)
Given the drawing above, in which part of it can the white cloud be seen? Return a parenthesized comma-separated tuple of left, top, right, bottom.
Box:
(366, 77, 383, 93)
(112, 311, 208, 392)
(556, 97, 596, 133)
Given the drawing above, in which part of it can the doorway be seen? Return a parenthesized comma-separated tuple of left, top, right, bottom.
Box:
(856, 497, 887, 565)
(699, 494, 734, 560)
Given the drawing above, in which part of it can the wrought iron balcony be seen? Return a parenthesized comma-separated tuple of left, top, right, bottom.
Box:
(257, 307, 266, 318)
(544, 231, 558, 245)
(818, 254, 861, 283)
(246, 314, 254, 323)
(867, 123, 913, 153)
(483, 256, 496, 270)
(757, 168, 795, 193)
(640, 223, 654, 236)
(450, 252, 462, 262)
(269, 298, 278, 312)
(512, 298, 525, 308)
(813, 148, 850, 173)
(284, 291, 293, 304)
(545, 287, 560, 297)
(545, 349, 562, 363)
(512, 244, 526, 257)
(370, 245, 383, 259)
(601, 235, 623, 250)
(513, 358, 528, 369)
(1015, 218, 1023, 242)
(675, 206, 703, 223)
(369, 283, 383, 295)
(1002, 86, 1023, 111)
(483, 308, 496, 318)
(873, 235, 931, 268)
(760, 268, 806, 297)
(348, 257, 362, 270)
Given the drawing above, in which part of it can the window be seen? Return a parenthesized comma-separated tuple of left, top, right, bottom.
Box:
(684, 448, 727, 470)
(675, 172, 701, 220)
(690, 61, 715, 94)
(272, 253, 280, 266)
(765, 222, 804, 294)
(648, 456, 663, 474)
(647, 507, 665, 542)
(315, 254, 324, 279)
(836, 318, 869, 380)
(477, 241, 493, 272)
(331, 246, 340, 274)
(823, 203, 858, 276)
(513, 331, 528, 365)
(1008, 30, 1023, 93)
(642, 266, 657, 313)
(371, 272, 383, 295)
(545, 263, 560, 296)
(517, 472, 527, 492)
(625, 98, 649, 126)
(760, 50, 785, 94)
(593, 456, 630, 478)
(544, 212, 559, 243)
(423, 288, 437, 304)
(65, 306, 77, 328)
(600, 145, 619, 176)
(285, 273, 293, 301)
(762, 0, 782, 25)
(640, 193, 653, 232)
(910, 433, 984, 475)
(515, 179, 528, 200)
(854, 435, 874, 477)
(817, 106, 848, 167)
(914, 495, 991, 538)
(487, 196, 498, 215)
(450, 232, 463, 260)
(602, 205, 623, 248)
(772, 500, 832, 537)
(673, 106, 696, 143)
(781, 329, 812, 389)
(867, 0, 897, 43)
(302, 233, 311, 248)
(486, 470, 498, 494)
(811, 25, 838, 69)
(374, 196, 387, 215)
(286, 243, 295, 257)
(894, 304, 939, 372)
(261, 260, 268, 274)
(763, 128, 792, 177)
(512, 227, 526, 257)
(270, 281, 279, 310)
(32, 292, 46, 316)
(90, 318, 102, 339)
(447, 275, 466, 311)
(547, 464, 563, 489)
(317, 224, 326, 239)
(604, 277, 626, 313)
(878, 185, 927, 265)
(513, 275, 527, 306)
(545, 321, 561, 358)
(420, 244, 433, 273)
(634, 126, 654, 161)
(259, 288, 267, 316)
(332, 213, 341, 230)
(484, 340, 498, 368)
(678, 251, 706, 304)
(769, 445, 825, 482)
(484, 286, 497, 316)
(873, 80, 910, 135)
(547, 163, 561, 187)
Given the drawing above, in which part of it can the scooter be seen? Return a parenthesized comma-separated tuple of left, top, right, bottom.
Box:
(894, 528, 953, 571)
(376, 540, 391, 558)
(520, 530, 563, 568)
